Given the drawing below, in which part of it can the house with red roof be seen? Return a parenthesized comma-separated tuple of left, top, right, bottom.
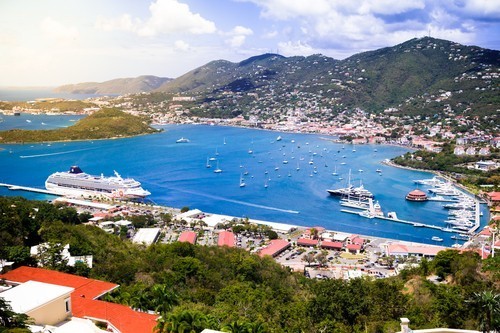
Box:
(217, 230, 235, 247)
(259, 239, 291, 258)
(346, 244, 362, 254)
(485, 191, 500, 206)
(0, 266, 158, 333)
(297, 238, 318, 247)
(178, 231, 197, 244)
(321, 241, 343, 251)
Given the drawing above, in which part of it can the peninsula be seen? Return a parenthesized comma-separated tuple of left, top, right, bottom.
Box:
(0, 108, 159, 143)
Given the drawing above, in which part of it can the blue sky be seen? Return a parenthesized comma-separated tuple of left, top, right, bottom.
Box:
(1, 0, 499, 86)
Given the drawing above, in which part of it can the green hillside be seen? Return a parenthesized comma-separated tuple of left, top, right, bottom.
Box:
(54, 75, 171, 94)
(155, 37, 499, 119)
(0, 108, 158, 143)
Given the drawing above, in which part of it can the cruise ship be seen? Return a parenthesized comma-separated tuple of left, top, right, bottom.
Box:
(45, 166, 151, 199)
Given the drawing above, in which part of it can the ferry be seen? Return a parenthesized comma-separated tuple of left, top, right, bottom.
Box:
(45, 166, 151, 199)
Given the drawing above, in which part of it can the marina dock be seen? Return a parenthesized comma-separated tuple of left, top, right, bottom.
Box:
(340, 209, 466, 234)
(0, 183, 59, 196)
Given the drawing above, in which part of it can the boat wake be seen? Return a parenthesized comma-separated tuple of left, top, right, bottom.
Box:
(171, 188, 300, 214)
(20, 147, 98, 159)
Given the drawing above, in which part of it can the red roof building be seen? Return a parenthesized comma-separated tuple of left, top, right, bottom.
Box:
(178, 231, 197, 244)
(350, 236, 365, 246)
(406, 189, 428, 201)
(346, 244, 362, 253)
(0, 267, 158, 333)
(486, 192, 500, 205)
(297, 238, 318, 247)
(259, 239, 291, 257)
(321, 241, 343, 250)
(218, 230, 235, 247)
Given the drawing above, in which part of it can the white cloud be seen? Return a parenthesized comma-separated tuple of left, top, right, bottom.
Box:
(174, 40, 190, 51)
(263, 30, 278, 38)
(96, 0, 216, 37)
(358, 0, 426, 15)
(244, 0, 488, 57)
(41, 17, 79, 43)
(95, 14, 138, 32)
(277, 40, 315, 56)
(224, 25, 253, 47)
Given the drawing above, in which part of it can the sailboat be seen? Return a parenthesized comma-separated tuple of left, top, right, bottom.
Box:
(223, 137, 226, 145)
(332, 165, 338, 176)
(296, 162, 300, 171)
(213, 161, 222, 173)
(239, 174, 246, 187)
(264, 180, 268, 188)
(206, 157, 211, 168)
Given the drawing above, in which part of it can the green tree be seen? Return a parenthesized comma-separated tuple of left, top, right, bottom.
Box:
(468, 290, 500, 333)
(302, 252, 315, 267)
(0, 298, 30, 331)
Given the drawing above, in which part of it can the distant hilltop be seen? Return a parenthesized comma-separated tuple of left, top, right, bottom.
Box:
(54, 75, 172, 95)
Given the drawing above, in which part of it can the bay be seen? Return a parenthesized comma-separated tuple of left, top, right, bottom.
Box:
(0, 122, 488, 247)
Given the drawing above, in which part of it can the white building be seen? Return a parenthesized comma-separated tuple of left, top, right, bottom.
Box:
(0, 280, 73, 326)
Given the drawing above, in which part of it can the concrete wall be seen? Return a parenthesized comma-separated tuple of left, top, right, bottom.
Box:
(26, 295, 71, 326)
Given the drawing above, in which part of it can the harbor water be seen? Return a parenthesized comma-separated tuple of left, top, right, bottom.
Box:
(0, 116, 489, 246)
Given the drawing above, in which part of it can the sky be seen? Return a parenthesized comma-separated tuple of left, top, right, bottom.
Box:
(1, 0, 499, 87)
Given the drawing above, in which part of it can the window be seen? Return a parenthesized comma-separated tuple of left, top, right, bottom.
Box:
(65, 299, 70, 313)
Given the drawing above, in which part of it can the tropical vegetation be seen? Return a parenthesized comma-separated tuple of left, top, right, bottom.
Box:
(0, 196, 499, 332)
(0, 108, 159, 143)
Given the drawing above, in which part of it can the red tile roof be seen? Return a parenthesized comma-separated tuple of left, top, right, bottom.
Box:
(0, 267, 158, 333)
(297, 238, 318, 246)
(218, 231, 235, 247)
(346, 244, 361, 251)
(178, 231, 197, 244)
(259, 239, 290, 257)
(321, 241, 343, 249)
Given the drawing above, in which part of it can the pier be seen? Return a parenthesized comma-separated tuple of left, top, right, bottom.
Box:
(0, 183, 59, 196)
(340, 209, 466, 234)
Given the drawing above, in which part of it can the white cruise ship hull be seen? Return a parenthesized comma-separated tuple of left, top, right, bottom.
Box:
(45, 166, 151, 200)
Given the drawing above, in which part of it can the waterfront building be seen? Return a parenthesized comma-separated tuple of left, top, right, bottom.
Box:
(405, 189, 428, 201)
(259, 239, 291, 257)
(297, 238, 318, 247)
(320, 241, 343, 251)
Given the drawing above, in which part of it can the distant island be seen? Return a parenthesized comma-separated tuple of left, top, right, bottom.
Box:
(54, 75, 171, 95)
(0, 108, 159, 143)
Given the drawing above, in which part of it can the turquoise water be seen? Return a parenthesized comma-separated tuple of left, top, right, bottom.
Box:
(0, 119, 488, 246)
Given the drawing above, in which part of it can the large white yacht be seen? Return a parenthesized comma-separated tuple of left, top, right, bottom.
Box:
(45, 166, 151, 199)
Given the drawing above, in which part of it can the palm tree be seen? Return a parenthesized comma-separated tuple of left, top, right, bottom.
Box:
(151, 284, 179, 313)
(222, 320, 249, 333)
(468, 290, 500, 332)
(247, 321, 266, 333)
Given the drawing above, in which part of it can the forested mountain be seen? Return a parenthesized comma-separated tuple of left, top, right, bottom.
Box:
(54, 75, 171, 94)
(155, 37, 499, 116)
